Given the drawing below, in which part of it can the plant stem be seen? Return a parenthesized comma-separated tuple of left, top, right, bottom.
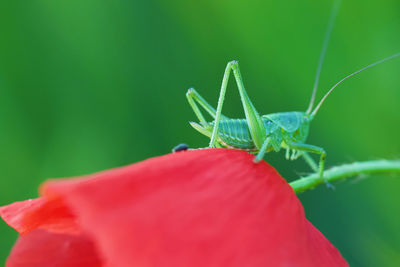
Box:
(290, 160, 400, 194)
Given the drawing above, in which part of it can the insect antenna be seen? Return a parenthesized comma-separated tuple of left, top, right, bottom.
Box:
(311, 52, 400, 118)
(306, 0, 342, 115)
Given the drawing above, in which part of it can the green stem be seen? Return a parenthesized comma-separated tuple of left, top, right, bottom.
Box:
(290, 160, 400, 194)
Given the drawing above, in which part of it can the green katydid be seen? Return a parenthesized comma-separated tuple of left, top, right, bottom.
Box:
(186, 0, 400, 181)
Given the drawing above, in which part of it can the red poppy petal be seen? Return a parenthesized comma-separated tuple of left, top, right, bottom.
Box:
(0, 199, 45, 234)
(6, 229, 103, 267)
(0, 197, 79, 235)
(34, 148, 347, 267)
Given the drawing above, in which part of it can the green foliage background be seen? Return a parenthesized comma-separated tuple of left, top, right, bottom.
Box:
(0, 0, 399, 265)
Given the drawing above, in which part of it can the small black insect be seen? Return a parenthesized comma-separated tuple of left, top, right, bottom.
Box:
(172, 143, 189, 152)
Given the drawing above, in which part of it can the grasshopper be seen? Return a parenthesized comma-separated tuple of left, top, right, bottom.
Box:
(186, 1, 399, 181)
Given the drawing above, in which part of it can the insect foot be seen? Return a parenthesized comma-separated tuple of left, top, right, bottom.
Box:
(325, 182, 336, 190)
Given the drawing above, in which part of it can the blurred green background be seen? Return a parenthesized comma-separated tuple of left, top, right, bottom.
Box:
(0, 0, 399, 265)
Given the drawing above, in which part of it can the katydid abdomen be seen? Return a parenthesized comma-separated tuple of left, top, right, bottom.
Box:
(211, 119, 257, 151)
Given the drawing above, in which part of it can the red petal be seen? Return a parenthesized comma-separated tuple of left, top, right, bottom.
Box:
(40, 148, 347, 267)
(1, 149, 348, 266)
(6, 229, 102, 267)
(0, 197, 79, 235)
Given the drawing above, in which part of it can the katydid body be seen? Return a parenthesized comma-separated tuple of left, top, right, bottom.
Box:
(190, 110, 320, 168)
(186, 61, 325, 178)
(186, 53, 399, 180)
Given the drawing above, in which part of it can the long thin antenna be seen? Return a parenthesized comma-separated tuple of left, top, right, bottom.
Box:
(306, 0, 342, 114)
(311, 52, 400, 117)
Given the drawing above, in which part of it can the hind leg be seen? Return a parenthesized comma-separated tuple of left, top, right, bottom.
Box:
(210, 61, 266, 150)
(186, 88, 229, 126)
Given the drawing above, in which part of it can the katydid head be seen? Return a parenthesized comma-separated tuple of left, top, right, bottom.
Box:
(263, 111, 311, 144)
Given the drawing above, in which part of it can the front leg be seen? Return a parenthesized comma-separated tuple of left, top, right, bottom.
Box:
(287, 142, 327, 181)
(301, 152, 319, 172)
